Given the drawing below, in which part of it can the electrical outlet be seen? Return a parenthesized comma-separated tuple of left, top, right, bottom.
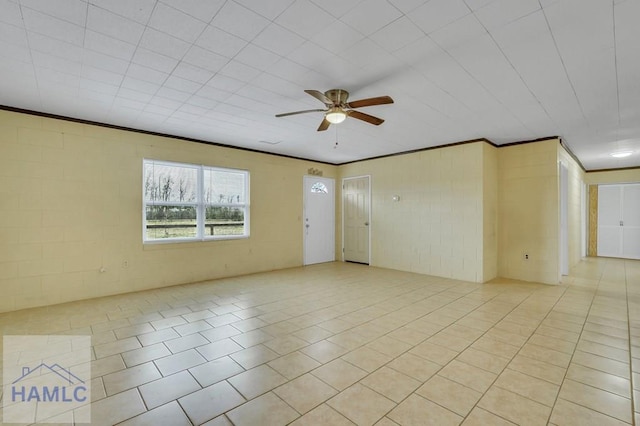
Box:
(122, 260, 129, 268)
(524, 253, 529, 260)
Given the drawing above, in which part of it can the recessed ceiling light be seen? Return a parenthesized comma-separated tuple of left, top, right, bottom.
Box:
(610, 151, 633, 158)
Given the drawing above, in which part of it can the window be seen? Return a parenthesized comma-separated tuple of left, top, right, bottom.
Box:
(143, 159, 249, 242)
(311, 182, 328, 194)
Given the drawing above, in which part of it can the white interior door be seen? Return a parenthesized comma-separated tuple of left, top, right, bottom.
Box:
(598, 185, 622, 257)
(597, 183, 640, 259)
(303, 176, 335, 265)
(343, 176, 370, 264)
(622, 184, 640, 259)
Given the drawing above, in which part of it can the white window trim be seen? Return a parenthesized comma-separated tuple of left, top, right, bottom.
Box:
(143, 159, 250, 244)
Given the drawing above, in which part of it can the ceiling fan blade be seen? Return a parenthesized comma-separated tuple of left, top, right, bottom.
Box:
(317, 118, 331, 131)
(305, 89, 333, 106)
(275, 108, 326, 118)
(347, 110, 384, 125)
(346, 95, 394, 109)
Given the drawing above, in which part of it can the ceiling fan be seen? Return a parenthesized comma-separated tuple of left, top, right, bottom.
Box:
(276, 89, 394, 131)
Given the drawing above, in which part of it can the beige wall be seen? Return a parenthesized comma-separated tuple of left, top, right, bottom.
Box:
(497, 139, 560, 284)
(338, 142, 489, 283)
(585, 168, 640, 184)
(0, 110, 336, 313)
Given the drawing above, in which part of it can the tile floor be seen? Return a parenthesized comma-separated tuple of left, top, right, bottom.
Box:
(1, 257, 639, 425)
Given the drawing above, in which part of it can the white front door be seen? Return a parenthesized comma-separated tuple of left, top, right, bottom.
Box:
(343, 176, 370, 264)
(597, 183, 640, 259)
(303, 176, 335, 265)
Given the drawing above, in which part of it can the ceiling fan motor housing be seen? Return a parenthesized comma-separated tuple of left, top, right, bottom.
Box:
(325, 89, 349, 105)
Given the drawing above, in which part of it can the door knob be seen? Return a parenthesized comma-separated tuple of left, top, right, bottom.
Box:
(364, 222, 369, 226)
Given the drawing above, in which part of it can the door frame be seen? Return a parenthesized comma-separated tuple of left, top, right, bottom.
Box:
(341, 175, 372, 264)
(303, 175, 335, 265)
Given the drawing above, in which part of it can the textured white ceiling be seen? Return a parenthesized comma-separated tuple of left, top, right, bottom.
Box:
(1, 0, 639, 169)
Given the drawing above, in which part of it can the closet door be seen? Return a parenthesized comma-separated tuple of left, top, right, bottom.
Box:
(597, 185, 622, 258)
(622, 184, 640, 259)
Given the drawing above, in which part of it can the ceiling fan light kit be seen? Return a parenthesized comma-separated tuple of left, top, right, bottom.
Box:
(325, 107, 346, 124)
(276, 89, 394, 131)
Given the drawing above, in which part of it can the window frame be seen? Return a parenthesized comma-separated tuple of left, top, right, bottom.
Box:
(143, 159, 250, 244)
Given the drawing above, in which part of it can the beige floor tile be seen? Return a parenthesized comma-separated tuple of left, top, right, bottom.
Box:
(94, 336, 141, 358)
(341, 346, 392, 372)
(366, 335, 412, 358)
(528, 334, 577, 354)
(478, 386, 551, 426)
(290, 404, 355, 426)
(196, 338, 244, 361)
(119, 401, 191, 426)
(417, 374, 482, 416)
(559, 379, 633, 423)
(311, 358, 368, 391)
(387, 352, 441, 381)
(550, 398, 629, 426)
(182, 309, 216, 323)
(508, 354, 566, 385)
(387, 326, 431, 345)
(577, 339, 630, 363)
(82, 354, 126, 379)
(137, 328, 180, 346)
(178, 380, 245, 425)
(518, 342, 572, 368)
(328, 330, 372, 350)
(470, 336, 520, 358)
(164, 332, 209, 354)
(139, 370, 201, 409)
(409, 341, 459, 365)
(263, 335, 308, 355)
(151, 316, 187, 330)
(427, 331, 473, 352)
(200, 324, 242, 342)
(113, 323, 155, 339)
(571, 350, 630, 378)
(231, 329, 273, 348)
(274, 373, 338, 414)
(293, 325, 334, 343)
(494, 368, 560, 407)
(567, 363, 631, 397)
(74, 388, 145, 426)
(189, 356, 245, 387)
(267, 351, 321, 379)
(228, 364, 288, 399)
(91, 330, 117, 345)
(328, 383, 396, 426)
(154, 348, 206, 376)
(205, 313, 241, 327)
(581, 330, 629, 350)
(102, 361, 161, 395)
(388, 393, 462, 426)
(300, 339, 349, 363)
(232, 317, 268, 333)
(455, 347, 510, 374)
(121, 342, 171, 367)
(439, 360, 497, 393)
(201, 415, 233, 425)
(227, 392, 299, 426)
(360, 367, 419, 404)
(462, 407, 516, 425)
(229, 344, 280, 369)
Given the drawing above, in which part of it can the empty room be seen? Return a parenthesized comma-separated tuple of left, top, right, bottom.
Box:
(1, 0, 640, 425)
